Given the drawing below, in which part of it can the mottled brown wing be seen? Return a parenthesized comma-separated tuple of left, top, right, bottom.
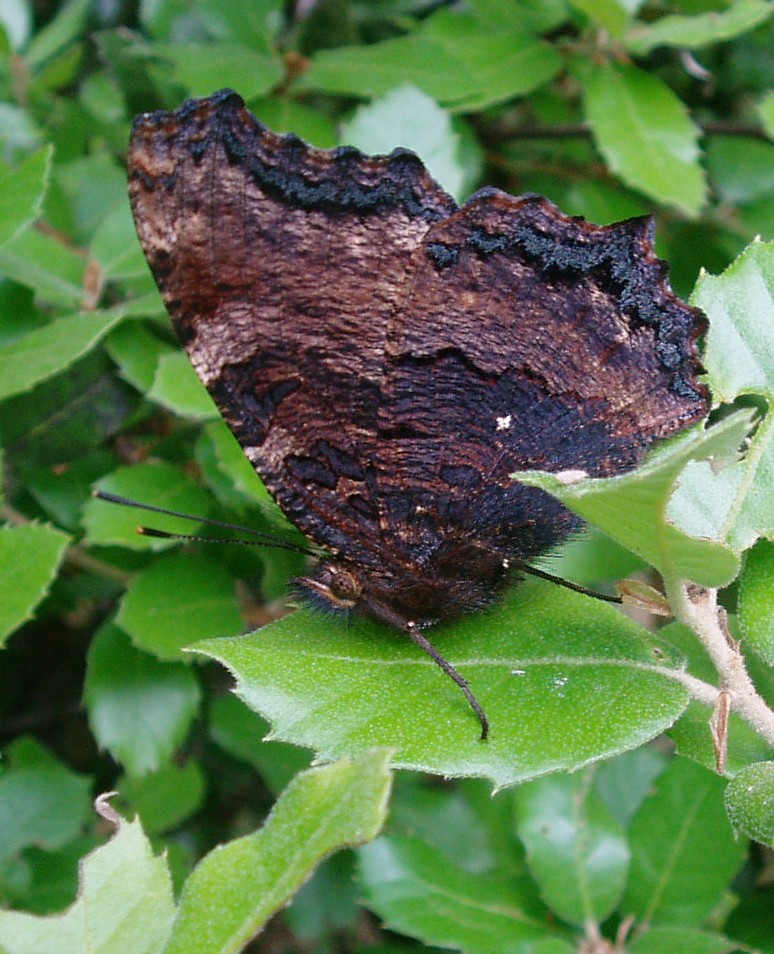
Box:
(128, 89, 456, 563)
(374, 189, 709, 560)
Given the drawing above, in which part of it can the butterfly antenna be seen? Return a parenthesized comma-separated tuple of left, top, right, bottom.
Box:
(92, 489, 320, 558)
(517, 562, 622, 604)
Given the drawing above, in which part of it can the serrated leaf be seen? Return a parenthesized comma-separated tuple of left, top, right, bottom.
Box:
(738, 540, 774, 665)
(301, 12, 560, 111)
(0, 737, 92, 865)
(582, 63, 705, 216)
(418, 12, 561, 113)
(514, 413, 748, 589)
(358, 834, 554, 952)
(725, 760, 774, 846)
(116, 551, 244, 660)
(626, 0, 773, 56)
(0, 522, 70, 647)
(0, 806, 176, 954)
(341, 85, 467, 201)
(514, 771, 629, 926)
(0, 146, 51, 248)
(194, 579, 690, 789)
(622, 758, 746, 926)
(164, 750, 392, 954)
(84, 622, 201, 777)
(674, 240, 774, 551)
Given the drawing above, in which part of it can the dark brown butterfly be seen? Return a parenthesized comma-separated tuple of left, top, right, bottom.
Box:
(128, 90, 709, 738)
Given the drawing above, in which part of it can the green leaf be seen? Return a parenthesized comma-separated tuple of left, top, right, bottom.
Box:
(0, 0, 33, 50)
(468, 0, 569, 33)
(389, 775, 511, 876)
(358, 834, 555, 952)
(194, 579, 690, 789)
(84, 622, 201, 777)
(0, 351, 136, 469)
(119, 761, 206, 836)
(0, 146, 51, 248)
(570, 0, 630, 38)
(725, 885, 774, 954)
(0, 737, 92, 865)
(417, 12, 562, 112)
(194, 421, 291, 527)
(621, 758, 747, 926)
(706, 137, 774, 205)
(738, 540, 774, 665)
(89, 201, 149, 282)
(156, 43, 282, 100)
(626, 0, 773, 56)
(513, 771, 629, 926)
(55, 153, 127, 242)
(24, 0, 91, 68)
(103, 322, 176, 394)
(582, 63, 706, 216)
(209, 694, 312, 795)
(116, 551, 244, 661)
(759, 91, 774, 140)
(147, 350, 219, 420)
(0, 306, 137, 402)
(725, 760, 774, 847)
(0, 228, 86, 306)
(0, 522, 70, 647)
(85, 463, 215, 551)
(699, 241, 774, 403)
(0, 804, 176, 954)
(593, 747, 667, 828)
(514, 412, 748, 589)
(341, 85, 467, 201)
(628, 927, 740, 954)
(193, 0, 283, 54)
(163, 750, 392, 954)
(675, 240, 774, 551)
(301, 12, 560, 111)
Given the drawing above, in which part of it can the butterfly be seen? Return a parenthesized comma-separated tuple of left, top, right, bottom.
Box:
(127, 89, 709, 738)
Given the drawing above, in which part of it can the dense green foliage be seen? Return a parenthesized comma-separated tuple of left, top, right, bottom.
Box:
(1, 1, 774, 951)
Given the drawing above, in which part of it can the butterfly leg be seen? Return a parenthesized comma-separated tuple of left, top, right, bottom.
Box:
(405, 622, 489, 741)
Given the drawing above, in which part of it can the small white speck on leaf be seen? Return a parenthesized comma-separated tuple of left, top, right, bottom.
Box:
(555, 468, 589, 485)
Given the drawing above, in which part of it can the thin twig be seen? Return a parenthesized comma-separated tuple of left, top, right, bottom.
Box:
(666, 581, 774, 752)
